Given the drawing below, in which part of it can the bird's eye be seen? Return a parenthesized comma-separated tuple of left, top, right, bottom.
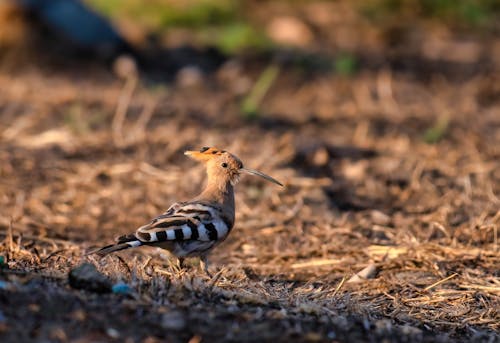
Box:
(221, 162, 228, 168)
(200, 147, 209, 152)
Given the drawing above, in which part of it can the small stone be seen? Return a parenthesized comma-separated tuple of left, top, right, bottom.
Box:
(304, 332, 322, 341)
(113, 54, 138, 79)
(312, 147, 329, 166)
(375, 319, 392, 334)
(188, 336, 202, 343)
(160, 311, 186, 331)
(28, 304, 40, 312)
(401, 325, 423, 338)
(266, 16, 313, 47)
(370, 210, 391, 226)
(266, 309, 287, 320)
(70, 310, 86, 321)
(106, 328, 120, 339)
(176, 66, 204, 88)
(49, 327, 67, 341)
(112, 282, 133, 295)
(68, 263, 112, 293)
(347, 263, 378, 283)
(0, 281, 14, 291)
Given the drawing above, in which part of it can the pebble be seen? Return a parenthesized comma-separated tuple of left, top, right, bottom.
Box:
(370, 210, 391, 226)
(68, 263, 112, 293)
(106, 328, 120, 339)
(160, 311, 187, 331)
(266, 16, 313, 47)
(112, 282, 133, 295)
(176, 66, 204, 88)
(0, 281, 15, 291)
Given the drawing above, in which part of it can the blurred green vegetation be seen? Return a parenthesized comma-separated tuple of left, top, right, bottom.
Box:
(85, 0, 499, 55)
(87, 0, 236, 27)
(241, 64, 280, 119)
(423, 115, 449, 144)
(64, 104, 108, 134)
(200, 23, 271, 54)
(361, 0, 500, 29)
(86, 0, 270, 53)
(334, 53, 357, 76)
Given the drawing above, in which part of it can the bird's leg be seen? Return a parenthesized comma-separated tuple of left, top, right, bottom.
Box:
(200, 255, 212, 277)
(176, 257, 185, 270)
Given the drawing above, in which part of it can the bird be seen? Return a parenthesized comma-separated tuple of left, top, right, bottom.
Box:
(91, 147, 283, 275)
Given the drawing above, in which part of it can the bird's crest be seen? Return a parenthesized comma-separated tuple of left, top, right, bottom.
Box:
(184, 147, 228, 161)
(184, 147, 283, 186)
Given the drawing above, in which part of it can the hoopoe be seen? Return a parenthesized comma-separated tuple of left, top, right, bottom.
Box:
(92, 147, 282, 275)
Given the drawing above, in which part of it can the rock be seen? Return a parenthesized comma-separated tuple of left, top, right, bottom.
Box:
(0, 281, 16, 291)
(176, 66, 204, 88)
(347, 263, 378, 283)
(112, 54, 138, 79)
(68, 263, 112, 293)
(111, 282, 133, 295)
(312, 147, 329, 166)
(370, 210, 391, 226)
(160, 311, 186, 331)
(375, 319, 392, 334)
(106, 328, 120, 339)
(266, 16, 313, 47)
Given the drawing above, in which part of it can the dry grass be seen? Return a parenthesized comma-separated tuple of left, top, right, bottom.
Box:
(0, 58, 498, 341)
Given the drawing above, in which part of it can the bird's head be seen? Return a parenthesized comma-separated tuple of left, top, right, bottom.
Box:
(184, 147, 283, 187)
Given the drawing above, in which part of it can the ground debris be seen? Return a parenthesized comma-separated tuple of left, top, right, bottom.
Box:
(347, 263, 378, 283)
(68, 263, 112, 293)
(159, 311, 187, 331)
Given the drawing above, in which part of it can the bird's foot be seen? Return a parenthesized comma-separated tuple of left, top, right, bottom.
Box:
(200, 256, 212, 278)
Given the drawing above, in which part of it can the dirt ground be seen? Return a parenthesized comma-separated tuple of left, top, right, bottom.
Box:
(0, 2, 499, 343)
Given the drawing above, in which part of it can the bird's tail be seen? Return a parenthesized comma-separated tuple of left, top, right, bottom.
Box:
(87, 235, 143, 256)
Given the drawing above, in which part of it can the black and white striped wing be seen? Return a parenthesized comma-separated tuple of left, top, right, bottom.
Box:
(134, 203, 230, 244)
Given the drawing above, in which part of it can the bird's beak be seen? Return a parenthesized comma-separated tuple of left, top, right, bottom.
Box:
(241, 168, 283, 186)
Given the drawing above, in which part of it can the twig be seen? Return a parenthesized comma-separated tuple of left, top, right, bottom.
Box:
(7, 218, 14, 260)
(0, 232, 77, 248)
(208, 268, 225, 290)
(291, 258, 342, 269)
(332, 276, 347, 297)
(458, 284, 500, 294)
(132, 97, 157, 142)
(112, 75, 137, 147)
(153, 267, 172, 277)
(0, 268, 66, 280)
(424, 273, 458, 291)
(116, 255, 132, 277)
(241, 64, 280, 118)
(41, 249, 69, 263)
